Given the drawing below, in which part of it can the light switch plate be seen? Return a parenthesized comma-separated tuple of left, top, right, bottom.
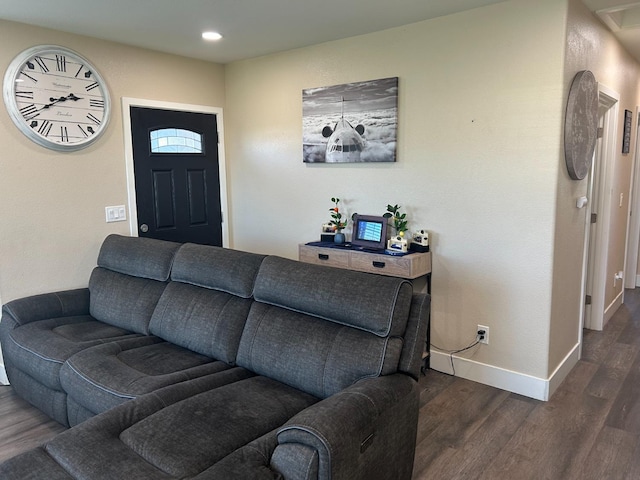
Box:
(105, 205, 126, 223)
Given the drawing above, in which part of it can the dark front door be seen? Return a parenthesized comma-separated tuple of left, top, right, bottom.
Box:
(130, 107, 222, 246)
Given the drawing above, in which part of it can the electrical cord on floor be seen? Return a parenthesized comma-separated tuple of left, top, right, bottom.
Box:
(430, 337, 481, 376)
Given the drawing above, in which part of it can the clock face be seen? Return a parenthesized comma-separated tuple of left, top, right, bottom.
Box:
(3, 45, 111, 152)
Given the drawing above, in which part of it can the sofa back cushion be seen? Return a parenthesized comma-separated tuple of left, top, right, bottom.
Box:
(170, 243, 266, 298)
(236, 256, 413, 398)
(97, 234, 179, 282)
(148, 244, 266, 363)
(252, 256, 412, 336)
(148, 283, 253, 363)
(89, 235, 181, 334)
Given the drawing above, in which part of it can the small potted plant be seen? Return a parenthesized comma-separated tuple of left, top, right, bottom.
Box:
(384, 204, 408, 237)
(329, 197, 347, 244)
(384, 204, 409, 252)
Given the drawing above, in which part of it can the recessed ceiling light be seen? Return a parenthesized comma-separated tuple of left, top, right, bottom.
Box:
(202, 31, 223, 41)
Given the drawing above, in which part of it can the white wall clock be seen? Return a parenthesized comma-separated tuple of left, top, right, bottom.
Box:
(3, 45, 111, 152)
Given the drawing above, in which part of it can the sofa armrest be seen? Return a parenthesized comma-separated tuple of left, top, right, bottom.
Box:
(2, 288, 90, 327)
(399, 292, 431, 380)
(272, 374, 419, 480)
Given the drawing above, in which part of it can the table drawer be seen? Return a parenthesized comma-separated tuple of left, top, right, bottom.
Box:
(349, 252, 412, 278)
(298, 245, 350, 268)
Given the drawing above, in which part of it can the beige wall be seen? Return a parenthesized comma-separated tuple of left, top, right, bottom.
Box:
(550, 0, 640, 374)
(0, 20, 225, 304)
(225, 0, 567, 380)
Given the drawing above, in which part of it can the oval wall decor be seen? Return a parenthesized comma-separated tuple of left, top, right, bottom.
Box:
(564, 70, 598, 180)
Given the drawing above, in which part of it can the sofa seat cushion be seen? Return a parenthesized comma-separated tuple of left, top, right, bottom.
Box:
(118, 376, 317, 478)
(14, 369, 253, 479)
(60, 336, 237, 417)
(0, 447, 75, 480)
(192, 430, 283, 479)
(3, 315, 139, 390)
(0, 423, 284, 480)
(28, 374, 315, 479)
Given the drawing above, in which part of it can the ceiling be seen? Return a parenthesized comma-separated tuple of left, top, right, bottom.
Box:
(0, 0, 508, 64)
(1, 1, 640, 64)
(582, 1, 640, 64)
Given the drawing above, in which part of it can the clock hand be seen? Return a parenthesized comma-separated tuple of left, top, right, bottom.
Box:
(36, 93, 83, 112)
(55, 93, 82, 103)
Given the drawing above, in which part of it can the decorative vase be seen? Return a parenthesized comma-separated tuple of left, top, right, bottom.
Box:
(334, 232, 345, 244)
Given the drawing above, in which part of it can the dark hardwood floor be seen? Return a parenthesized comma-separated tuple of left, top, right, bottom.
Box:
(413, 288, 640, 480)
(0, 386, 65, 462)
(2, 289, 640, 478)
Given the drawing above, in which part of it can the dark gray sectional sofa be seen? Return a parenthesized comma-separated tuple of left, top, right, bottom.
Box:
(0, 234, 430, 480)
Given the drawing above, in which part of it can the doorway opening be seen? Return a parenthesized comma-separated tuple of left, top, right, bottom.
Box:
(583, 85, 619, 331)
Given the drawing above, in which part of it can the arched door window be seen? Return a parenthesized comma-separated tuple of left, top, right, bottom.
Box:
(150, 128, 203, 153)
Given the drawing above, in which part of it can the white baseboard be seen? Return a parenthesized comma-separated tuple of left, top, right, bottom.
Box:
(0, 343, 8, 385)
(636, 275, 640, 287)
(430, 342, 580, 401)
(0, 363, 8, 385)
(604, 290, 623, 326)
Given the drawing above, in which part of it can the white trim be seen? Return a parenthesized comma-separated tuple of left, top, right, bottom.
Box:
(604, 289, 624, 325)
(430, 343, 580, 401)
(625, 106, 640, 289)
(0, 344, 8, 385)
(0, 290, 6, 384)
(636, 274, 640, 287)
(121, 97, 230, 247)
(547, 343, 581, 398)
(586, 85, 619, 331)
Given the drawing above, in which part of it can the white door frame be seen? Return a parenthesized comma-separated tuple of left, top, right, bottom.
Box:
(121, 97, 230, 247)
(584, 84, 619, 331)
(625, 106, 640, 289)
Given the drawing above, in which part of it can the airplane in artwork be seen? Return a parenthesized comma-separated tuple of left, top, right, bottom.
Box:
(321, 97, 365, 162)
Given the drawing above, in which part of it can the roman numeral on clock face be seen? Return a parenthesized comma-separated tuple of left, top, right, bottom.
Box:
(86, 113, 101, 125)
(89, 99, 104, 108)
(77, 125, 96, 137)
(85, 82, 100, 92)
(15, 91, 34, 99)
(56, 55, 66, 72)
(20, 104, 38, 118)
(37, 120, 53, 137)
(60, 126, 69, 142)
(20, 71, 37, 83)
(34, 56, 49, 73)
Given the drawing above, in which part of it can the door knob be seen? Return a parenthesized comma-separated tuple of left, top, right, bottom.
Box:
(140, 224, 149, 233)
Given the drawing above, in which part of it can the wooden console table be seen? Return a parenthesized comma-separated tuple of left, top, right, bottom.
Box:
(299, 242, 432, 370)
(298, 243, 430, 282)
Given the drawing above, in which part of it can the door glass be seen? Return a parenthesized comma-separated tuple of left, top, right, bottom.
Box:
(150, 128, 203, 153)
